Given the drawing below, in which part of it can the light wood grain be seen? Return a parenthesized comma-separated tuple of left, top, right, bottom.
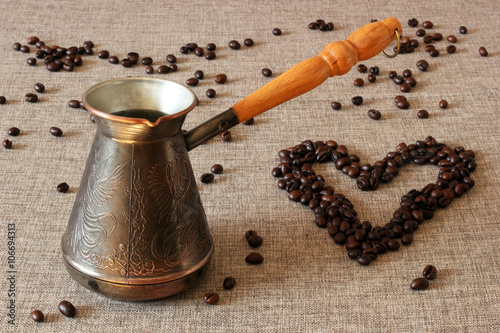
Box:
(232, 17, 402, 123)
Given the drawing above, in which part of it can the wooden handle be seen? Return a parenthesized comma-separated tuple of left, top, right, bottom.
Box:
(232, 17, 402, 123)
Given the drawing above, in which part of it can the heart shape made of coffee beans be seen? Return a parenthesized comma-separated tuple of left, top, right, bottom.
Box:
(271, 136, 476, 266)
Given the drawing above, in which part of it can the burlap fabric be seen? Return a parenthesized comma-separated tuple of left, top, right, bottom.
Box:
(1, 0, 499, 332)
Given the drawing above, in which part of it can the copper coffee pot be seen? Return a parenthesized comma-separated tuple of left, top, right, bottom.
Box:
(62, 18, 402, 301)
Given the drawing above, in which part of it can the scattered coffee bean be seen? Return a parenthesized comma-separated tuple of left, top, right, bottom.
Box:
(33, 83, 45, 94)
(3, 139, 12, 149)
(207, 43, 216, 50)
(195, 70, 204, 79)
(186, 43, 198, 51)
(206, 89, 216, 98)
(31, 310, 44, 322)
(46, 62, 61, 72)
(121, 59, 132, 68)
(223, 277, 236, 290)
(221, 131, 231, 142)
(245, 230, 258, 240)
(243, 38, 254, 47)
(245, 252, 264, 264)
(479, 47, 488, 57)
(430, 49, 440, 57)
(145, 66, 154, 74)
(157, 65, 170, 74)
(83, 41, 94, 48)
(0, 96, 6, 104)
(416, 29, 426, 37)
(417, 110, 429, 118)
(141, 57, 153, 65)
(68, 100, 80, 108)
(273, 28, 282, 36)
(97, 50, 109, 59)
(58, 300, 75, 317)
(26, 57, 37, 66)
(369, 66, 380, 75)
(367, 74, 376, 83)
(228, 40, 241, 50)
(400, 82, 411, 93)
(423, 35, 434, 44)
(186, 78, 199, 87)
(408, 18, 419, 27)
(357, 254, 371, 266)
(357, 64, 367, 73)
(20, 45, 30, 53)
(211, 164, 223, 174)
(248, 235, 263, 248)
(205, 51, 216, 60)
(194, 47, 204, 57)
(446, 35, 457, 43)
(331, 102, 341, 110)
(401, 233, 413, 245)
(439, 100, 448, 109)
(203, 292, 219, 305)
(214, 74, 227, 84)
(180, 46, 189, 54)
(27, 36, 39, 45)
(416, 59, 429, 72)
(243, 118, 254, 125)
(422, 21, 433, 29)
(424, 45, 435, 52)
(367, 109, 381, 120)
(388, 71, 397, 79)
(459, 26, 468, 34)
(354, 78, 364, 87)
(262, 68, 272, 77)
(108, 56, 119, 64)
(423, 265, 437, 280)
(446, 45, 457, 54)
(405, 77, 417, 87)
(352, 96, 363, 106)
(410, 277, 429, 290)
(200, 173, 215, 184)
(25, 93, 38, 103)
(8, 127, 20, 136)
(13, 42, 21, 51)
(433, 33, 443, 41)
(50, 127, 63, 137)
(393, 75, 405, 85)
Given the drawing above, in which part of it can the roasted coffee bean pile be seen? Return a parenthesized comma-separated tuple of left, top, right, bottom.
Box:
(272, 137, 476, 265)
(410, 265, 438, 290)
(308, 19, 334, 31)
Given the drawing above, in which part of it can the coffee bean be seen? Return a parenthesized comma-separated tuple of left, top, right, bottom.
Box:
(408, 18, 419, 27)
(389, 71, 397, 79)
(417, 110, 429, 119)
(393, 76, 405, 85)
(273, 28, 282, 36)
(387, 239, 400, 251)
(367, 74, 376, 83)
(288, 190, 303, 202)
(423, 265, 437, 280)
(400, 83, 411, 93)
(237, 116, 253, 126)
(31, 310, 44, 322)
(57, 182, 69, 193)
(446, 45, 457, 54)
(13, 42, 21, 51)
(357, 64, 367, 73)
(68, 100, 80, 108)
(108, 56, 119, 64)
(97, 50, 109, 59)
(367, 109, 381, 120)
(245, 252, 264, 264)
(121, 59, 132, 67)
(262, 68, 272, 77)
(423, 35, 434, 44)
(157, 65, 170, 74)
(46, 62, 61, 72)
(27, 36, 39, 45)
(223, 277, 236, 290)
(200, 173, 214, 184)
(410, 277, 429, 290)
(204, 43, 216, 51)
(214, 74, 227, 84)
(416, 59, 429, 72)
(145, 66, 154, 74)
(422, 21, 433, 29)
(354, 78, 364, 87)
(446, 35, 457, 43)
(221, 131, 231, 142)
(180, 46, 189, 54)
(58, 300, 75, 317)
(369, 66, 379, 75)
(205, 51, 216, 60)
(50, 127, 63, 137)
(439, 100, 448, 109)
(228, 40, 241, 50)
(433, 33, 443, 41)
(25, 93, 38, 103)
(244, 38, 254, 46)
(210, 164, 223, 174)
(3, 139, 12, 149)
(26, 57, 37, 66)
(245, 230, 258, 240)
(331, 102, 341, 110)
(8, 127, 20, 136)
(401, 233, 413, 245)
(351, 96, 363, 106)
(83, 41, 94, 48)
(416, 29, 426, 37)
(203, 292, 219, 305)
(186, 78, 199, 86)
(20, 45, 30, 53)
(248, 235, 263, 248)
(357, 254, 371, 266)
(479, 47, 488, 57)
(459, 26, 467, 34)
(192, 70, 204, 80)
(206, 89, 216, 98)
(424, 45, 435, 52)
(141, 57, 153, 65)
(33, 83, 45, 93)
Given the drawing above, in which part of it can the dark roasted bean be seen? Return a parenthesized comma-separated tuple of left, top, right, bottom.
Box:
(479, 47, 488, 57)
(369, 66, 379, 75)
(214, 74, 227, 84)
(203, 292, 219, 304)
(352, 96, 363, 105)
(221, 131, 231, 142)
(200, 173, 215, 184)
(58, 300, 76, 317)
(408, 18, 419, 27)
(26, 57, 37, 66)
(331, 102, 341, 110)
(31, 310, 44, 322)
(68, 100, 80, 108)
(357, 64, 367, 73)
(211, 164, 223, 174)
(417, 110, 429, 119)
(262, 68, 272, 77)
(248, 235, 263, 248)
(34, 83, 45, 93)
(25, 93, 38, 103)
(223, 277, 236, 290)
(205, 51, 216, 60)
(446, 35, 457, 43)
(244, 38, 254, 46)
(245, 252, 264, 264)
(145, 66, 154, 74)
(141, 57, 153, 65)
(206, 89, 216, 98)
(228, 40, 241, 50)
(273, 28, 282, 36)
(410, 277, 429, 290)
(423, 265, 437, 280)
(422, 21, 433, 29)
(50, 127, 63, 137)
(439, 100, 448, 109)
(416, 29, 426, 37)
(186, 78, 199, 86)
(157, 65, 170, 74)
(446, 45, 457, 54)
(108, 56, 119, 64)
(98, 50, 109, 59)
(121, 59, 132, 67)
(354, 78, 364, 87)
(367, 74, 376, 83)
(459, 26, 467, 34)
(367, 109, 381, 120)
(3, 139, 12, 149)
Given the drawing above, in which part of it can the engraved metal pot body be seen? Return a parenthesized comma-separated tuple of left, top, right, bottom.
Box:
(62, 78, 224, 301)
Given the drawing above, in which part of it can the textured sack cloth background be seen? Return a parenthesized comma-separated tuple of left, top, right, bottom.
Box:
(1, 0, 499, 332)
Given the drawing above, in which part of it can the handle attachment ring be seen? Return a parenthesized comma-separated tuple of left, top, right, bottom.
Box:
(383, 29, 401, 58)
